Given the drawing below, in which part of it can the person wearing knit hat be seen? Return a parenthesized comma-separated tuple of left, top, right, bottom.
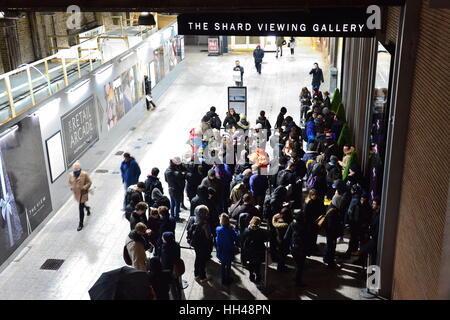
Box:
(160, 231, 180, 273)
(323, 194, 344, 268)
(237, 114, 250, 130)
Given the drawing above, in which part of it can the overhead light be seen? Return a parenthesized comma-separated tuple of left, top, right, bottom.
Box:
(66, 79, 90, 94)
(95, 64, 113, 76)
(119, 51, 134, 62)
(0, 125, 19, 141)
(138, 12, 156, 26)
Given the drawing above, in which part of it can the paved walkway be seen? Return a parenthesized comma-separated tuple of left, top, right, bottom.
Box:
(0, 42, 365, 300)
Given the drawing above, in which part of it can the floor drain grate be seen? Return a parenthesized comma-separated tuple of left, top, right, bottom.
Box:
(40, 259, 64, 270)
(130, 127, 136, 131)
(115, 151, 124, 156)
(95, 169, 109, 173)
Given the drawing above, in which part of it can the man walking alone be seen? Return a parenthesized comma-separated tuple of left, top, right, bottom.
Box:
(253, 45, 265, 75)
(68, 161, 92, 231)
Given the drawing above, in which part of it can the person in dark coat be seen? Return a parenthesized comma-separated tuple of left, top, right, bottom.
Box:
(303, 189, 326, 255)
(309, 62, 324, 91)
(249, 166, 269, 207)
(205, 106, 222, 130)
(323, 194, 343, 268)
(256, 110, 272, 140)
(300, 87, 312, 121)
(190, 185, 210, 216)
(275, 107, 287, 131)
(241, 216, 269, 283)
(284, 211, 309, 286)
(130, 202, 149, 231)
(216, 213, 239, 285)
(144, 75, 156, 110)
(322, 91, 331, 109)
(325, 155, 342, 199)
(121, 153, 141, 209)
(358, 198, 380, 265)
(144, 168, 163, 207)
(223, 108, 240, 130)
(160, 232, 180, 274)
(187, 205, 214, 283)
(343, 186, 364, 259)
(233, 193, 260, 221)
(253, 45, 265, 74)
(201, 169, 225, 212)
(147, 208, 161, 249)
(124, 184, 145, 221)
(156, 206, 176, 257)
(331, 114, 344, 141)
(185, 162, 204, 202)
(121, 153, 141, 188)
(147, 257, 171, 300)
(164, 158, 185, 221)
(272, 207, 293, 271)
(151, 188, 171, 209)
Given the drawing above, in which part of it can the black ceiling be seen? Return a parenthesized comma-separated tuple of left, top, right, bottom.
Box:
(0, 0, 405, 12)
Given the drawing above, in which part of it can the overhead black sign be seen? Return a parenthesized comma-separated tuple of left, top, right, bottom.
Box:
(61, 96, 99, 167)
(178, 9, 377, 37)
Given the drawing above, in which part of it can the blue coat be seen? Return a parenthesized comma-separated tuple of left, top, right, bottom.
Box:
(305, 120, 316, 143)
(120, 158, 141, 187)
(215, 225, 238, 264)
(253, 49, 264, 63)
(249, 174, 268, 198)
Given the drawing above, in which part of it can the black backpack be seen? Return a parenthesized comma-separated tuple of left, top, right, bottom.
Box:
(187, 223, 202, 248)
(124, 189, 135, 208)
(212, 116, 222, 130)
(145, 178, 162, 201)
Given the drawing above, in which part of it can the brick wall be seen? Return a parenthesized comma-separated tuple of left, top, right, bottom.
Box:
(391, 0, 450, 300)
(15, 13, 36, 64)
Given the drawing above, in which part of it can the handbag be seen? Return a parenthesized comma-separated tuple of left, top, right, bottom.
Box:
(123, 241, 133, 266)
(316, 207, 334, 228)
(146, 95, 153, 102)
(173, 258, 185, 278)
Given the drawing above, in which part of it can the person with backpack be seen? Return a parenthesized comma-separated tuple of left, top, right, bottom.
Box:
(123, 182, 144, 219)
(187, 205, 213, 283)
(206, 106, 222, 130)
(121, 153, 141, 208)
(165, 158, 185, 221)
(160, 232, 180, 274)
(144, 168, 163, 207)
(230, 174, 251, 205)
(241, 216, 269, 283)
(272, 207, 293, 272)
(151, 188, 171, 209)
(256, 110, 272, 140)
(130, 202, 149, 231)
(124, 222, 148, 271)
(147, 208, 161, 250)
(216, 213, 239, 285)
(284, 211, 309, 286)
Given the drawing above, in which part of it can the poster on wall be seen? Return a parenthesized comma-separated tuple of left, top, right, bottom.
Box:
(163, 41, 171, 75)
(169, 38, 179, 70)
(121, 68, 136, 113)
(149, 61, 156, 88)
(0, 115, 53, 265)
(228, 86, 247, 115)
(104, 76, 125, 130)
(133, 65, 144, 100)
(153, 48, 164, 84)
(45, 131, 66, 183)
(61, 96, 100, 168)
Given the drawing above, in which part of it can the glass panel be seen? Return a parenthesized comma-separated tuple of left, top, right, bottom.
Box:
(249, 36, 261, 45)
(235, 36, 246, 45)
(368, 42, 391, 201)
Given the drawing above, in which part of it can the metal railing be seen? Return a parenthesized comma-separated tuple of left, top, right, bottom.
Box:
(0, 21, 157, 125)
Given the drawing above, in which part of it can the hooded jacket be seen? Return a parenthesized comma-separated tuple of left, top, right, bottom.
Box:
(151, 188, 171, 209)
(121, 158, 141, 187)
(160, 232, 180, 272)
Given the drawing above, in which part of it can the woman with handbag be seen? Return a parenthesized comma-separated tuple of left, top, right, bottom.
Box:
(216, 213, 239, 285)
(322, 194, 344, 268)
(303, 189, 326, 256)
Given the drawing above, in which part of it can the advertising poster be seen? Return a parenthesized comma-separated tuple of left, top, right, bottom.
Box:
(169, 38, 179, 70)
(45, 131, 65, 183)
(162, 41, 171, 75)
(133, 65, 144, 100)
(61, 96, 100, 168)
(153, 48, 164, 84)
(149, 61, 156, 88)
(228, 86, 247, 115)
(121, 68, 136, 113)
(208, 37, 220, 55)
(0, 116, 53, 265)
(104, 76, 125, 130)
